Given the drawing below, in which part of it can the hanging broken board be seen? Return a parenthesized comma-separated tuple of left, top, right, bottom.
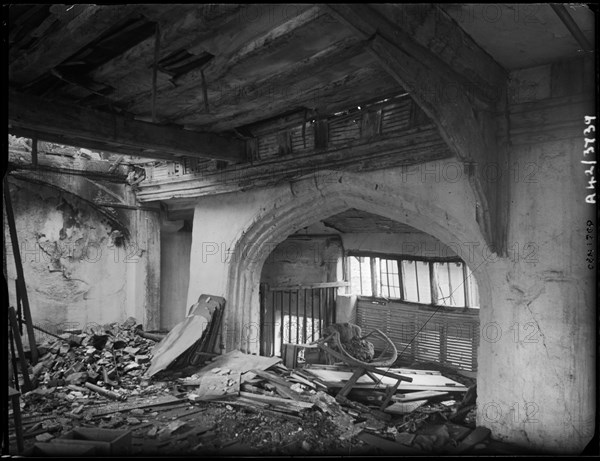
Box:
(145, 295, 225, 377)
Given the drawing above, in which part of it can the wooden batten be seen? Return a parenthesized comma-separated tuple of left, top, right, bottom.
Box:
(8, 90, 245, 162)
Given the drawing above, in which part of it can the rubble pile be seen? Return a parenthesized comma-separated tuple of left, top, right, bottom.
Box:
(29, 317, 155, 395)
(173, 351, 485, 455)
(8, 318, 503, 456)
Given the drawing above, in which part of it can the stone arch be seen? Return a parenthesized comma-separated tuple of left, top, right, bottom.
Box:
(224, 170, 492, 353)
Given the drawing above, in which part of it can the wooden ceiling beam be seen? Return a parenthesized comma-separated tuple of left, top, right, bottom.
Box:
(8, 90, 245, 162)
(325, 3, 508, 254)
(88, 5, 238, 90)
(136, 125, 452, 202)
(9, 5, 140, 85)
(116, 5, 321, 115)
(163, 37, 366, 125)
(200, 65, 399, 132)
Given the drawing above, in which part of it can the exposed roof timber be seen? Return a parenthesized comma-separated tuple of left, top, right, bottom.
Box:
(9, 5, 141, 85)
(118, 5, 334, 119)
(86, 5, 245, 98)
(136, 124, 451, 202)
(91, 4, 315, 111)
(8, 90, 245, 162)
(241, 91, 408, 137)
(550, 4, 593, 52)
(8, 144, 130, 183)
(165, 37, 367, 126)
(326, 4, 507, 108)
(325, 3, 507, 253)
(194, 55, 401, 132)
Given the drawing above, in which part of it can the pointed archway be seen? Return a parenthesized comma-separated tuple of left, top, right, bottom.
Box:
(223, 169, 492, 354)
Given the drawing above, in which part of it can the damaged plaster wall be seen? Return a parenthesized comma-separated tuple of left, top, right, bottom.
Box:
(5, 177, 160, 336)
(473, 60, 595, 453)
(5, 179, 129, 333)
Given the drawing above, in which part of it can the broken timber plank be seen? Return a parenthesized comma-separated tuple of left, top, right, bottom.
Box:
(249, 369, 304, 401)
(393, 390, 450, 402)
(238, 392, 313, 410)
(288, 372, 317, 389)
(302, 368, 466, 392)
(89, 395, 183, 417)
(9, 90, 245, 162)
(192, 350, 281, 380)
(383, 399, 429, 415)
(192, 373, 240, 400)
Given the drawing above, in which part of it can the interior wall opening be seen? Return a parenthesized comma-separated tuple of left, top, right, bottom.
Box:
(257, 208, 481, 374)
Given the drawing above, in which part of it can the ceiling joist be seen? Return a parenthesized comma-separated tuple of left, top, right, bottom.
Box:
(9, 5, 141, 85)
(8, 90, 245, 162)
(325, 3, 508, 254)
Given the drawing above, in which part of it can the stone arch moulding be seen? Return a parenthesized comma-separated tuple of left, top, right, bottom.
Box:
(223, 170, 493, 355)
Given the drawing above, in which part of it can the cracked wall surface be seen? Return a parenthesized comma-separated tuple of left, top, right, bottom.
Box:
(5, 179, 145, 335)
(472, 63, 595, 454)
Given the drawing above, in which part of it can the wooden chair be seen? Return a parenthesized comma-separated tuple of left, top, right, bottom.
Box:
(315, 328, 413, 410)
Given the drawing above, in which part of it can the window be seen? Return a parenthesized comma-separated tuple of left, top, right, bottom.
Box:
(349, 256, 372, 296)
(402, 260, 431, 304)
(378, 258, 401, 298)
(433, 262, 465, 307)
(348, 253, 479, 309)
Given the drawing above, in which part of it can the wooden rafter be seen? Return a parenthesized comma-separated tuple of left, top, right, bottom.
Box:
(9, 5, 140, 84)
(325, 3, 508, 253)
(8, 90, 245, 162)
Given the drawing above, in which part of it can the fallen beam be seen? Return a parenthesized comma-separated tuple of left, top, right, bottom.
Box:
(9, 90, 245, 162)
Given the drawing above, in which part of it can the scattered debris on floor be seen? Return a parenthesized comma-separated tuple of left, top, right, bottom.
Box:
(7, 315, 529, 456)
